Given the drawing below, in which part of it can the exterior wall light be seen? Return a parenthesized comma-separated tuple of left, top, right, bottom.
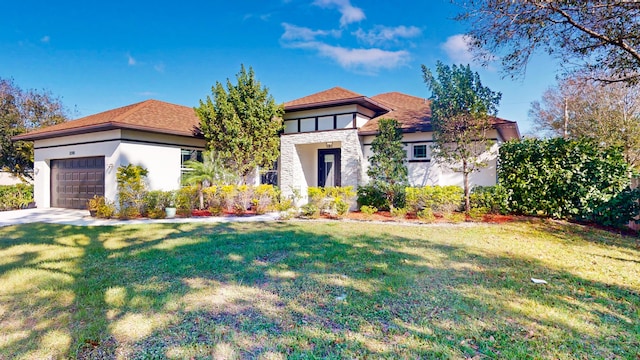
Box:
(326, 142, 333, 148)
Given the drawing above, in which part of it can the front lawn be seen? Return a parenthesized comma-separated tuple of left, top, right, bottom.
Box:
(0, 219, 638, 359)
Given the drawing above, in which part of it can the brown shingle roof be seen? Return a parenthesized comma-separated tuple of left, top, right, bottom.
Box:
(360, 92, 432, 134)
(284, 86, 390, 114)
(359, 91, 521, 140)
(13, 99, 201, 141)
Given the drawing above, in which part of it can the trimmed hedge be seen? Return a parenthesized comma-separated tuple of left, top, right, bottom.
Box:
(0, 184, 33, 211)
(405, 186, 464, 214)
(499, 138, 639, 227)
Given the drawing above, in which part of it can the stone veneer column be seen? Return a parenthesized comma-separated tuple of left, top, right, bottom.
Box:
(279, 129, 363, 207)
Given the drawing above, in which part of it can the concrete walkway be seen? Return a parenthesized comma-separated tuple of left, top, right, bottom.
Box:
(0, 208, 280, 227)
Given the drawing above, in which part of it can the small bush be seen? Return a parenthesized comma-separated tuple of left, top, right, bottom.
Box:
(301, 203, 320, 218)
(417, 208, 436, 222)
(360, 205, 378, 216)
(176, 185, 198, 217)
(470, 185, 510, 214)
(334, 198, 350, 217)
(405, 186, 463, 214)
(0, 184, 34, 211)
(468, 207, 489, 221)
(143, 190, 167, 219)
(96, 198, 116, 219)
(443, 212, 466, 223)
(357, 184, 387, 209)
(253, 184, 277, 214)
(116, 164, 148, 219)
(357, 184, 406, 210)
(390, 207, 408, 219)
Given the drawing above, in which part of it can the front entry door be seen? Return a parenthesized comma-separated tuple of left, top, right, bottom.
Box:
(318, 149, 341, 187)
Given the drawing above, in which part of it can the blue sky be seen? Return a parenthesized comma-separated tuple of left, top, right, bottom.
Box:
(1, 0, 560, 134)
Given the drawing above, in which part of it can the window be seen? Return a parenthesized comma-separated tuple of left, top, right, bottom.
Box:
(412, 144, 431, 160)
(180, 149, 203, 182)
(261, 160, 278, 186)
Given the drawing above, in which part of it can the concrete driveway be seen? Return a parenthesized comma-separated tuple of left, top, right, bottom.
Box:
(0, 208, 280, 227)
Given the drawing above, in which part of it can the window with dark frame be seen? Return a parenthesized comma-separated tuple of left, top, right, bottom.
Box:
(413, 144, 429, 159)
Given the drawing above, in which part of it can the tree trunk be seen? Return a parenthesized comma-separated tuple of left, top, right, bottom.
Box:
(463, 161, 470, 214)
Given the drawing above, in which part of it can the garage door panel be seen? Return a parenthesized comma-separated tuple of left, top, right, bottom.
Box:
(51, 156, 105, 209)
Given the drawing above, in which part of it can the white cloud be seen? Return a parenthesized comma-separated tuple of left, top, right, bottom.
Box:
(281, 23, 340, 41)
(313, 0, 365, 27)
(40, 35, 50, 43)
(353, 25, 421, 46)
(441, 34, 474, 64)
(286, 40, 410, 73)
(127, 53, 136, 66)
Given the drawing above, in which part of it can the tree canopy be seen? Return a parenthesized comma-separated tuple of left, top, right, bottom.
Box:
(422, 61, 501, 212)
(195, 65, 284, 182)
(1, 78, 69, 178)
(530, 75, 640, 168)
(455, 1, 640, 83)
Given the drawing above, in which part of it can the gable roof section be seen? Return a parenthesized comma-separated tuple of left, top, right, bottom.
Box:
(359, 91, 521, 140)
(360, 92, 432, 134)
(13, 99, 201, 141)
(284, 86, 390, 115)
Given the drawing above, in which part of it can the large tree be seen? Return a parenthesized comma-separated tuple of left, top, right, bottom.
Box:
(367, 118, 408, 210)
(455, 1, 640, 84)
(530, 75, 640, 168)
(422, 61, 502, 213)
(196, 65, 284, 183)
(1, 78, 69, 178)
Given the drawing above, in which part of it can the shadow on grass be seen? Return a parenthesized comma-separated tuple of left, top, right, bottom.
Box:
(0, 221, 638, 359)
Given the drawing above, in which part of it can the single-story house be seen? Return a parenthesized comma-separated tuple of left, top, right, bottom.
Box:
(14, 87, 520, 209)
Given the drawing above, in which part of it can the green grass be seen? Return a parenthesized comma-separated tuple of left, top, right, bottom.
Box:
(0, 219, 638, 359)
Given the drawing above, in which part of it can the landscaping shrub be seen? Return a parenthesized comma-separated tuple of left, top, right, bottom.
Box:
(357, 184, 405, 211)
(252, 184, 277, 214)
(417, 208, 436, 222)
(306, 186, 356, 216)
(470, 185, 510, 214)
(499, 138, 639, 226)
(360, 205, 378, 216)
(0, 184, 34, 211)
(219, 185, 237, 213)
(95, 197, 116, 219)
(405, 186, 464, 214)
(116, 164, 148, 219)
(390, 207, 408, 219)
(176, 185, 198, 217)
(142, 190, 176, 219)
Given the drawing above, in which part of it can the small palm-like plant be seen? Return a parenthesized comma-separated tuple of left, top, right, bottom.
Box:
(182, 150, 238, 209)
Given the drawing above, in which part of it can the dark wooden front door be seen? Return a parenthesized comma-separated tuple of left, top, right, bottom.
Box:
(50, 157, 105, 209)
(318, 149, 341, 187)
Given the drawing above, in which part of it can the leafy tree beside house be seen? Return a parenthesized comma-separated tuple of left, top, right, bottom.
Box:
(196, 65, 284, 183)
(422, 61, 502, 213)
(1, 78, 69, 179)
(366, 118, 408, 210)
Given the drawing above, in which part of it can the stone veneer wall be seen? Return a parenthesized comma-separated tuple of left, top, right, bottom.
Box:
(280, 129, 364, 206)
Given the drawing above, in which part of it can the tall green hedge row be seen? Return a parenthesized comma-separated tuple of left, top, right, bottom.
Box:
(499, 138, 639, 227)
(0, 184, 34, 211)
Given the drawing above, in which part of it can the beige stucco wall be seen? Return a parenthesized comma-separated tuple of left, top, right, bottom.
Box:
(361, 129, 501, 188)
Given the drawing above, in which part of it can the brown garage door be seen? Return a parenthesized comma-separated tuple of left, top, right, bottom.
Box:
(51, 157, 105, 209)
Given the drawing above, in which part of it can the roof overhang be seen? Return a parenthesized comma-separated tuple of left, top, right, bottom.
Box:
(12, 122, 203, 141)
(285, 96, 391, 116)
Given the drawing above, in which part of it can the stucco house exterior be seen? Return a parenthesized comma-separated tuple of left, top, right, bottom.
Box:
(279, 87, 520, 203)
(13, 100, 205, 209)
(14, 87, 520, 209)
